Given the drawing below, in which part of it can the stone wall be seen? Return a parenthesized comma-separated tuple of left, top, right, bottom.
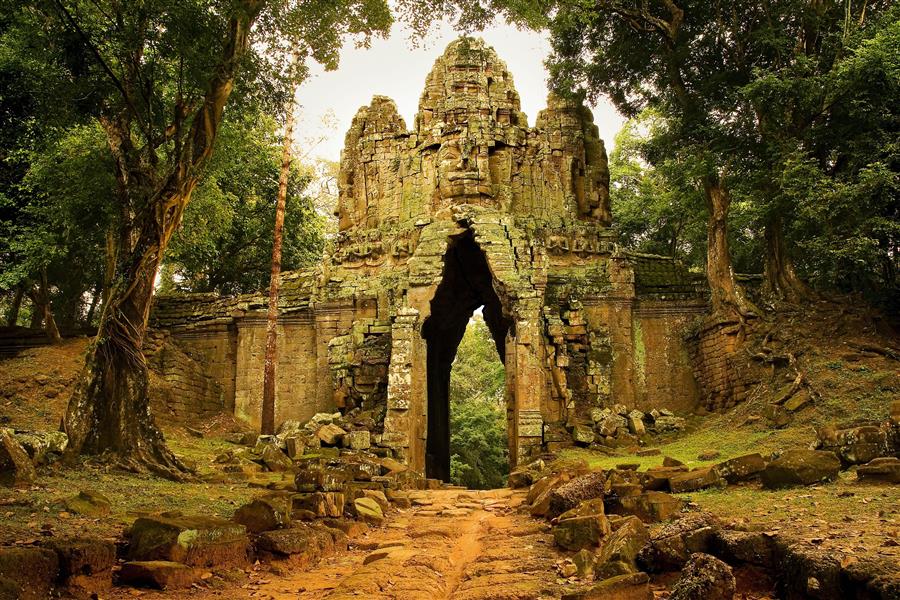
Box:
(145, 331, 227, 421)
(688, 319, 758, 411)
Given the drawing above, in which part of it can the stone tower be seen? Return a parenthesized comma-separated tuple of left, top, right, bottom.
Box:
(151, 38, 707, 481)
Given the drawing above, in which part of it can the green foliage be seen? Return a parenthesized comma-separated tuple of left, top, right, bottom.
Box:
(161, 115, 325, 295)
(452, 0, 900, 310)
(0, 123, 116, 326)
(448, 315, 508, 489)
(609, 112, 706, 265)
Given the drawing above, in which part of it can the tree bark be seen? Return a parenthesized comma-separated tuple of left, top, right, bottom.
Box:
(63, 3, 263, 479)
(84, 280, 102, 327)
(703, 176, 757, 319)
(6, 285, 24, 327)
(28, 270, 62, 343)
(763, 213, 815, 302)
(64, 230, 184, 476)
(261, 78, 298, 435)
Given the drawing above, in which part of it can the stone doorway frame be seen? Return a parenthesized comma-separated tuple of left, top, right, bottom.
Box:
(381, 214, 547, 478)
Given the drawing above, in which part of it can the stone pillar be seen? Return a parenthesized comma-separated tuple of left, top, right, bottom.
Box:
(509, 317, 546, 468)
(382, 307, 427, 474)
(233, 313, 267, 429)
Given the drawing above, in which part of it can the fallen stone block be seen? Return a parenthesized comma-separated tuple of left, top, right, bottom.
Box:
(260, 444, 293, 472)
(233, 497, 291, 533)
(0, 546, 59, 600)
(345, 429, 371, 450)
(292, 492, 345, 518)
(548, 471, 606, 519)
(119, 561, 199, 590)
(709, 530, 776, 568)
(256, 523, 336, 564)
(610, 491, 683, 523)
(316, 423, 347, 446)
(637, 513, 720, 572)
(322, 518, 369, 538)
(669, 553, 735, 600)
(668, 467, 726, 493)
(42, 535, 116, 581)
(507, 469, 534, 489)
(295, 462, 351, 492)
(126, 515, 249, 568)
(353, 497, 384, 524)
(761, 449, 840, 489)
(0, 429, 37, 487)
(715, 454, 766, 483)
(642, 466, 688, 491)
(816, 424, 895, 467)
(64, 490, 112, 517)
(553, 513, 611, 551)
(561, 572, 652, 600)
(13, 431, 68, 465)
(594, 516, 649, 578)
(856, 456, 900, 483)
(573, 424, 596, 446)
(362, 489, 390, 513)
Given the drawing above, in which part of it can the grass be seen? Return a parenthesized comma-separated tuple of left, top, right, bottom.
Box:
(0, 431, 274, 545)
(558, 415, 807, 474)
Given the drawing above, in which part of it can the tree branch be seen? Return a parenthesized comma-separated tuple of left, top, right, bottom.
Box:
(51, 0, 144, 128)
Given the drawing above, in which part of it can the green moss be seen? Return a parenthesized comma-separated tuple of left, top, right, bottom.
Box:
(559, 422, 784, 472)
(632, 319, 645, 387)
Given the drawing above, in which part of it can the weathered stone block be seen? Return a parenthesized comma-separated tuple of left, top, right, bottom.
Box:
(119, 561, 199, 590)
(553, 514, 611, 551)
(0, 547, 59, 600)
(715, 453, 767, 483)
(126, 515, 249, 568)
(233, 497, 291, 533)
(761, 449, 840, 489)
(292, 492, 345, 518)
(0, 429, 37, 487)
(668, 467, 726, 493)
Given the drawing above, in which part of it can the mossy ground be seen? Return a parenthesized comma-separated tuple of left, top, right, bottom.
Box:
(0, 430, 273, 545)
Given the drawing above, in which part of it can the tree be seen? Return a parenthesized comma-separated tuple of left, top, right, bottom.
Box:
(4, 0, 393, 477)
(261, 65, 298, 436)
(609, 112, 706, 264)
(0, 124, 117, 334)
(161, 115, 324, 295)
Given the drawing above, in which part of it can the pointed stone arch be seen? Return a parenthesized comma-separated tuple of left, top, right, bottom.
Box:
(383, 211, 548, 480)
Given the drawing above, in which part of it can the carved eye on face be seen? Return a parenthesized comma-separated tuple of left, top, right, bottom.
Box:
(438, 143, 461, 163)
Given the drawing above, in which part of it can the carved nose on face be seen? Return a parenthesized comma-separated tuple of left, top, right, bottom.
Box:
(457, 155, 468, 169)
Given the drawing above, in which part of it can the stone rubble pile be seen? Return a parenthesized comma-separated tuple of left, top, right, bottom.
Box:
(514, 451, 898, 600)
(560, 405, 687, 452)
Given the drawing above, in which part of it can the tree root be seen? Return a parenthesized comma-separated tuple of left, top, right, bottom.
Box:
(846, 341, 899, 361)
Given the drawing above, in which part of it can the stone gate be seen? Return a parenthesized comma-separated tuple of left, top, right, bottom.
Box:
(151, 38, 708, 479)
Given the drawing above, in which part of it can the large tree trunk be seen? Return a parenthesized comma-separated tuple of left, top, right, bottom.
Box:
(63, 4, 262, 478)
(703, 176, 757, 319)
(6, 285, 24, 327)
(763, 213, 815, 302)
(64, 228, 185, 477)
(28, 270, 62, 343)
(261, 77, 298, 435)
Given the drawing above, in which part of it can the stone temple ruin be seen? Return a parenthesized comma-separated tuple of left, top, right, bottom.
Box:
(150, 38, 708, 481)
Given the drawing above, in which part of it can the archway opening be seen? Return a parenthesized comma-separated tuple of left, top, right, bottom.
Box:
(421, 230, 511, 482)
(447, 313, 508, 488)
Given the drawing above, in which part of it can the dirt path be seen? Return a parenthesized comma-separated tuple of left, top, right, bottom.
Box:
(120, 488, 564, 600)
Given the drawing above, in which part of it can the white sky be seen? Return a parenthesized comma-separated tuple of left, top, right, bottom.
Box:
(293, 19, 626, 164)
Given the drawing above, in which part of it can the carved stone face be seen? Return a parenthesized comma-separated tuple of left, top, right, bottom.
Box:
(436, 138, 488, 203)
